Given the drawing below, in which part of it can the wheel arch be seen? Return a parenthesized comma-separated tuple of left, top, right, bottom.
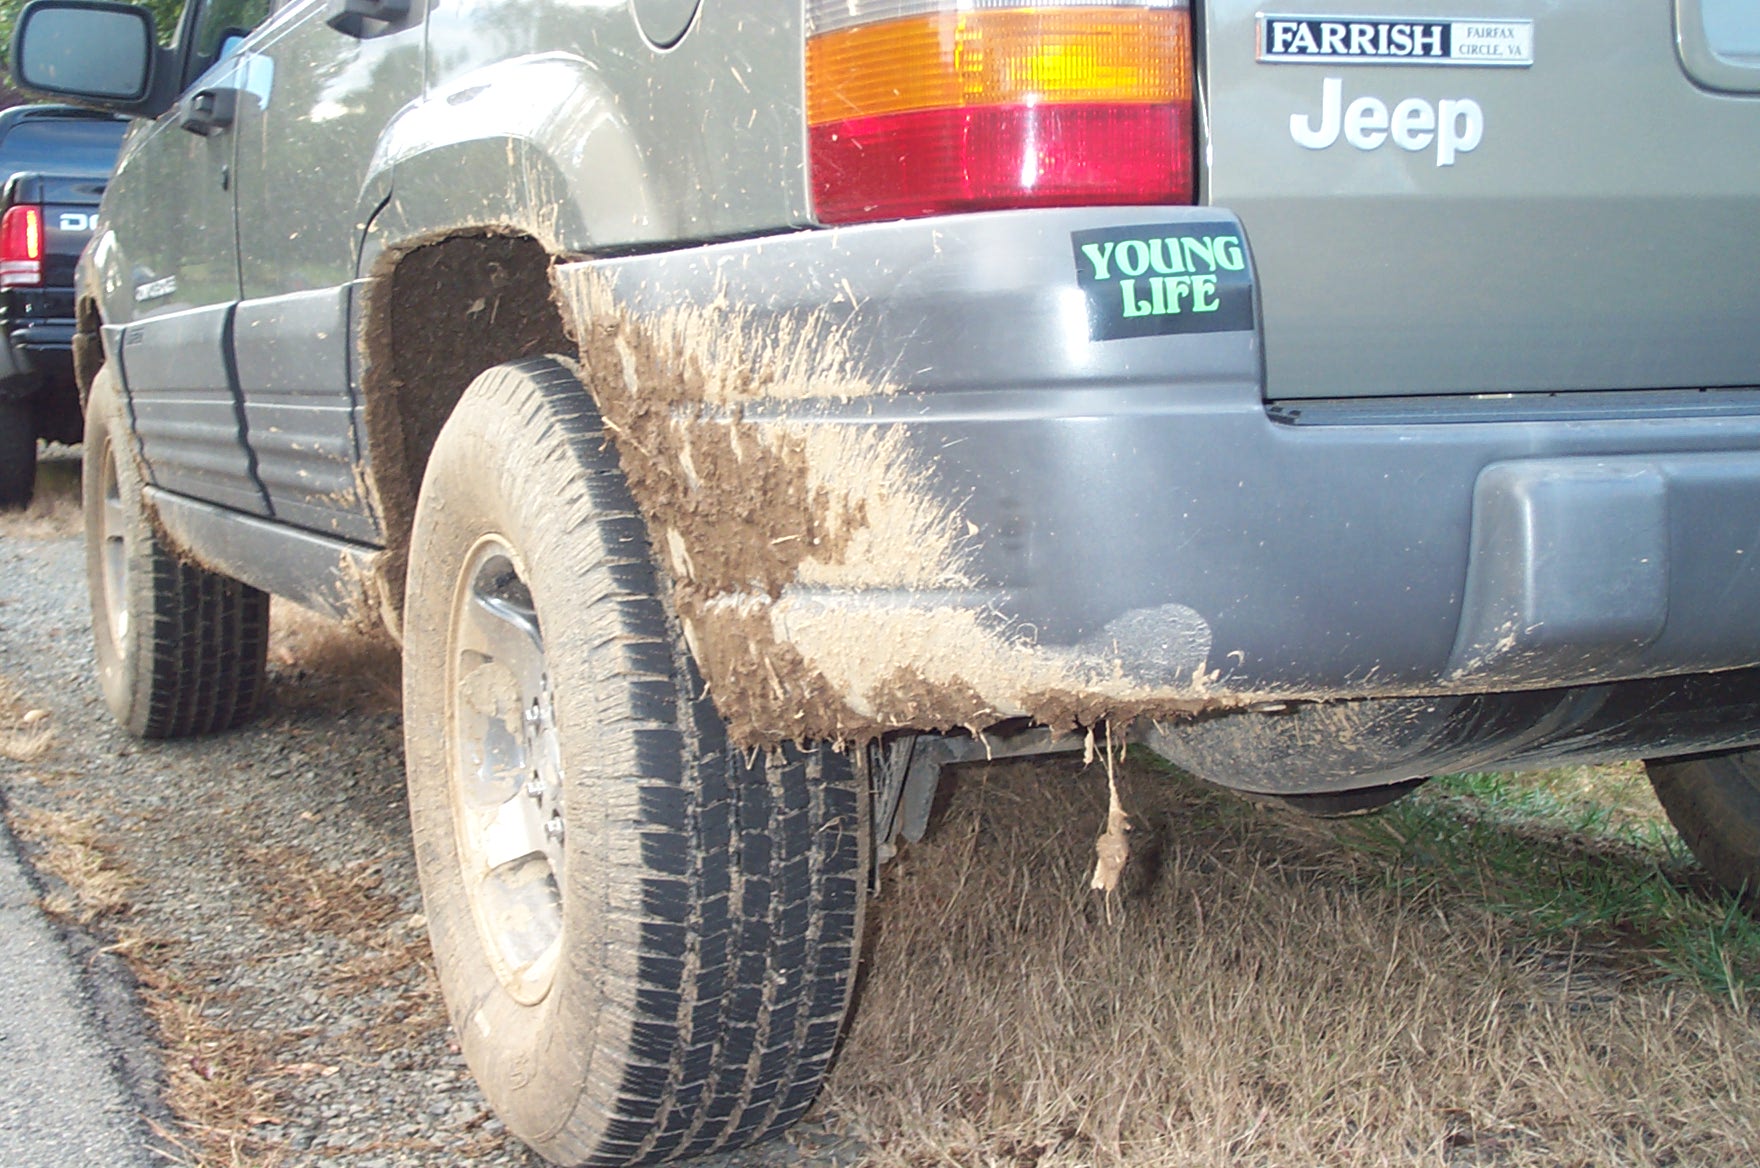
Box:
(353, 228, 575, 637)
(72, 293, 105, 413)
(349, 51, 691, 634)
(368, 52, 678, 256)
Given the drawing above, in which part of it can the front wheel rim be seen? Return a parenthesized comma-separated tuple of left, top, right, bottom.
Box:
(98, 435, 129, 649)
(447, 536, 567, 1005)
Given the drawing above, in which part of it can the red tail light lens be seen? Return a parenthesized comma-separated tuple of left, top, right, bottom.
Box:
(0, 204, 44, 288)
(807, 2, 1194, 225)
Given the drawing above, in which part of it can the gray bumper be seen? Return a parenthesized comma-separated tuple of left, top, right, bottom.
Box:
(552, 208, 1760, 743)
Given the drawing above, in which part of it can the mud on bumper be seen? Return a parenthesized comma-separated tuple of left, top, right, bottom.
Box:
(551, 208, 1760, 778)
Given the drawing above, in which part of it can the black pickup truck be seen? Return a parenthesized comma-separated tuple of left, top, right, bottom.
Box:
(0, 105, 127, 508)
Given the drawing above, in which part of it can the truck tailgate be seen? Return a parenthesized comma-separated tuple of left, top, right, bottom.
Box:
(1202, 1, 1760, 399)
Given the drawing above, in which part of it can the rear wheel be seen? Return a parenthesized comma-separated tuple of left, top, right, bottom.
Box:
(1646, 750, 1760, 896)
(404, 357, 863, 1166)
(83, 367, 270, 737)
(0, 398, 36, 509)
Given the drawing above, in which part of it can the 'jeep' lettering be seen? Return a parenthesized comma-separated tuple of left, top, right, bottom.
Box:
(1071, 224, 1254, 341)
(1291, 77, 1483, 166)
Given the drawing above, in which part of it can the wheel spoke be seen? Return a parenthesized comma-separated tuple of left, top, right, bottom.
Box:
(455, 658, 528, 807)
(457, 562, 545, 709)
(477, 792, 544, 873)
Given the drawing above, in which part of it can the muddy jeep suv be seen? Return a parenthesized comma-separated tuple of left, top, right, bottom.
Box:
(13, 0, 1760, 1162)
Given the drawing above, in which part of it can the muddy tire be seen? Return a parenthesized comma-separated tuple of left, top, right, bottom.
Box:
(1646, 750, 1760, 896)
(0, 397, 35, 509)
(84, 367, 270, 737)
(403, 357, 863, 1167)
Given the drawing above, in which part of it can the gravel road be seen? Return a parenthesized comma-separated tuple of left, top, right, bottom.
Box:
(0, 518, 859, 1168)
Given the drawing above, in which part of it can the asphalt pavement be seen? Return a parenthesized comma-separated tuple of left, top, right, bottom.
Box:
(0, 811, 158, 1167)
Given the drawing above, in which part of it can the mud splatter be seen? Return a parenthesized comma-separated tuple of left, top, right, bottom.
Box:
(551, 268, 1261, 747)
(359, 231, 573, 627)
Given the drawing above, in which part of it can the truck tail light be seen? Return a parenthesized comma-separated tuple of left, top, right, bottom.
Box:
(0, 205, 44, 288)
(806, 0, 1194, 225)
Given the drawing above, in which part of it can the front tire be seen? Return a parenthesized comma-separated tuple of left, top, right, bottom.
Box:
(83, 367, 270, 737)
(1647, 750, 1760, 896)
(404, 357, 863, 1166)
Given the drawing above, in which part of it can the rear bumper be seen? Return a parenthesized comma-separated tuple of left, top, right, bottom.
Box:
(0, 328, 38, 402)
(1, 319, 75, 403)
(12, 321, 75, 386)
(553, 207, 1760, 750)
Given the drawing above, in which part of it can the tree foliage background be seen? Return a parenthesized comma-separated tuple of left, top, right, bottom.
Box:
(1, 0, 185, 102)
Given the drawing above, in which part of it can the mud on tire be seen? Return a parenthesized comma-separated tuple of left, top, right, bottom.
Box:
(403, 357, 863, 1167)
(84, 367, 270, 737)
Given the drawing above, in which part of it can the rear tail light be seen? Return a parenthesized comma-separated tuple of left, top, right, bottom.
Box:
(0, 205, 44, 288)
(807, 0, 1194, 225)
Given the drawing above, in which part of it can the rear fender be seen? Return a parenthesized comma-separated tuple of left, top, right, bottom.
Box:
(362, 52, 665, 265)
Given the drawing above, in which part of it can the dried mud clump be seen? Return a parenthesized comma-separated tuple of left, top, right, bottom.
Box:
(554, 271, 1250, 748)
(360, 231, 573, 626)
(562, 274, 932, 746)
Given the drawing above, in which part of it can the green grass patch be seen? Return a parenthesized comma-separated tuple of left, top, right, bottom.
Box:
(1347, 766, 1760, 1002)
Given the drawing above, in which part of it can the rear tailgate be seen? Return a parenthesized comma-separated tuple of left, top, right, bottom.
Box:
(1202, 1, 1760, 399)
(37, 175, 105, 291)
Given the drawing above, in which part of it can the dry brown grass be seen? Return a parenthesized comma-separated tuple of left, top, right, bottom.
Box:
(6, 804, 136, 922)
(125, 937, 290, 1168)
(266, 599, 402, 715)
(0, 776, 286, 1165)
(242, 844, 405, 938)
(825, 756, 1760, 1167)
(239, 842, 440, 1053)
(0, 675, 54, 761)
(0, 444, 82, 538)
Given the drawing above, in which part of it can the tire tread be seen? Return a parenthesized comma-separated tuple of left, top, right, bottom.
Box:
(1648, 752, 1760, 896)
(85, 369, 270, 740)
(411, 358, 860, 1167)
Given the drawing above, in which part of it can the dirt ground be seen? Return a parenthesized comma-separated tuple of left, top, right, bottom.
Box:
(6, 451, 1760, 1168)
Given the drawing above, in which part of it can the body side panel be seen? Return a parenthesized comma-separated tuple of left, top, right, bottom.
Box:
(407, 0, 807, 252)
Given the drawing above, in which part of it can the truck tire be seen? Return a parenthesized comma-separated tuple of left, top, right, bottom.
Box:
(84, 367, 270, 737)
(1646, 750, 1760, 896)
(403, 357, 863, 1167)
(0, 398, 35, 509)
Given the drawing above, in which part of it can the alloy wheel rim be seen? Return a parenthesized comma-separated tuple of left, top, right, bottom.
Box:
(99, 436, 129, 648)
(447, 536, 566, 1005)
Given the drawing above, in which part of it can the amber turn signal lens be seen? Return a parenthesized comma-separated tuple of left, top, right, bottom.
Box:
(806, 7, 1191, 127)
(806, 6, 1194, 225)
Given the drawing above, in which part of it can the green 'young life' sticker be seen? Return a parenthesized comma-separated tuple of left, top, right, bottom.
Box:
(1071, 223, 1255, 341)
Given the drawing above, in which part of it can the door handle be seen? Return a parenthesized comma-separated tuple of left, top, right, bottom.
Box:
(326, 0, 411, 39)
(180, 87, 239, 136)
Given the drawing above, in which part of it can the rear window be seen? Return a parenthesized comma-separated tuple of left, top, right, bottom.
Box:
(0, 118, 128, 178)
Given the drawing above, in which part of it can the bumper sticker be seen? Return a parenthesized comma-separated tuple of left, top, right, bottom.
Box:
(1257, 15, 1533, 67)
(1072, 224, 1254, 341)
